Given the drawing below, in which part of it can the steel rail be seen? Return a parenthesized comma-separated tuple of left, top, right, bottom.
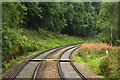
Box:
(10, 46, 63, 80)
(58, 45, 87, 80)
(57, 46, 77, 80)
(33, 45, 78, 79)
(8, 43, 80, 80)
(32, 45, 65, 80)
(69, 47, 87, 80)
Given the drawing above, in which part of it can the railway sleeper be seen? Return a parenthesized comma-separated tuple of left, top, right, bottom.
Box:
(30, 59, 75, 62)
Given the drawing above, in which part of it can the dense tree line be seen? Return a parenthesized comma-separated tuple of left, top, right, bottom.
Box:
(3, 2, 101, 36)
(2, 2, 120, 45)
(2, 2, 120, 60)
(24, 2, 100, 37)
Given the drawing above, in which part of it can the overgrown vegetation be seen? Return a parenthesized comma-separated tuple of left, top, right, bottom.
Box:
(2, 27, 84, 71)
(97, 2, 119, 46)
(74, 43, 119, 78)
(2, 2, 119, 76)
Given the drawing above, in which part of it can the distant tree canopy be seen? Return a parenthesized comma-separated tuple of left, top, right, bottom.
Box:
(2, 2, 119, 45)
(22, 2, 100, 37)
(2, 2, 99, 36)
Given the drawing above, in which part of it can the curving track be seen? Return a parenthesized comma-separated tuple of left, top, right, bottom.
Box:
(10, 47, 59, 79)
(35, 46, 76, 79)
(3, 43, 87, 80)
(58, 46, 87, 80)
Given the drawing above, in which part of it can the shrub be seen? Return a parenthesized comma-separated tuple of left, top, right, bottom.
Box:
(99, 50, 118, 78)
(76, 43, 119, 78)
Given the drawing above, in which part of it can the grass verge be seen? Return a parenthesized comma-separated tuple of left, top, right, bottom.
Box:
(73, 43, 119, 78)
(2, 27, 87, 72)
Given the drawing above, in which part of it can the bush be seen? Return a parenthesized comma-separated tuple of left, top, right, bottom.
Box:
(76, 43, 119, 78)
(2, 27, 84, 71)
(99, 50, 118, 78)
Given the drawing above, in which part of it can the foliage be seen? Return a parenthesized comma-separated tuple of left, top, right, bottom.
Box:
(2, 28, 37, 63)
(83, 2, 98, 37)
(2, 2, 27, 28)
(99, 50, 119, 78)
(2, 2, 27, 62)
(39, 3, 67, 33)
(22, 2, 42, 28)
(17, 2, 100, 37)
(75, 43, 119, 78)
(62, 2, 99, 37)
(2, 2, 119, 73)
(73, 56, 83, 63)
(2, 27, 84, 71)
(97, 2, 119, 46)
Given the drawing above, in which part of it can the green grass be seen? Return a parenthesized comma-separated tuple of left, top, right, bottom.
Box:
(73, 56, 84, 63)
(74, 49, 119, 78)
(87, 58, 101, 75)
(74, 51, 102, 75)
(22, 28, 84, 50)
(2, 28, 85, 72)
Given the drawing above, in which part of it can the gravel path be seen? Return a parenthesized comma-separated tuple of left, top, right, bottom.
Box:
(2, 55, 33, 78)
(16, 62, 39, 78)
(59, 47, 82, 78)
(60, 62, 81, 78)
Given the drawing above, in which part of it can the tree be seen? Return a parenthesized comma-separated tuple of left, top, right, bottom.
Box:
(22, 2, 42, 29)
(39, 2, 67, 33)
(2, 2, 27, 29)
(82, 2, 98, 37)
(2, 2, 27, 60)
(62, 2, 85, 36)
(97, 2, 119, 45)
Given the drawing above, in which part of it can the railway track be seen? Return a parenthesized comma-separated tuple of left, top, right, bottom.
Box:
(3, 43, 87, 80)
(58, 46, 87, 80)
(10, 47, 60, 79)
(35, 46, 76, 78)
(5, 44, 78, 79)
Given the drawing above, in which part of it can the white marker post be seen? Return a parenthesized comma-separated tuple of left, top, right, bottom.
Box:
(106, 50, 108, 56)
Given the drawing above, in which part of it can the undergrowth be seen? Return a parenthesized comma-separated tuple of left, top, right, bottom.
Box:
(2, 27, 84, 72)
(74, 43, 119, 78)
